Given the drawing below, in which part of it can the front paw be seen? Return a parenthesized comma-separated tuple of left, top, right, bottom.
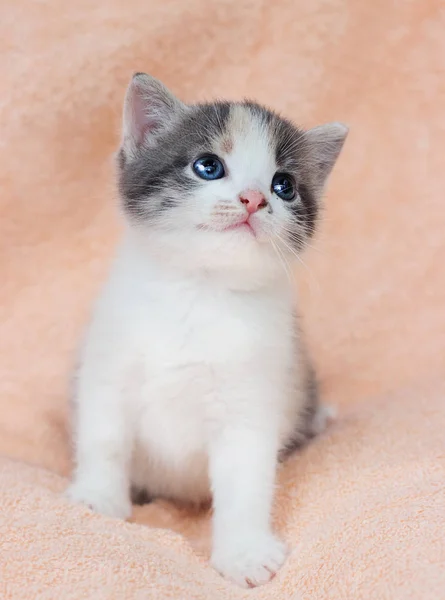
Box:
(212, 532, 288, 588)
(66, 481, 132, 520)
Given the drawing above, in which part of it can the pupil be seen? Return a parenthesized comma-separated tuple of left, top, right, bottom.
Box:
(278, 178, 290, 191)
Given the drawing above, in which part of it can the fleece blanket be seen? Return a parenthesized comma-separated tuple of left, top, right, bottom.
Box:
(0, 0, 444, 598)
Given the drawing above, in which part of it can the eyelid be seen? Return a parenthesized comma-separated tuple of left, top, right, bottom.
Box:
(277, 172, 296, 183)
(194, 152, 222, 163)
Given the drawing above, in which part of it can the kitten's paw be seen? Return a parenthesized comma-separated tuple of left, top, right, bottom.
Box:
(212, 533, 288, 588)
(65, 481, 132, 520)
(311, 403, 336, 436)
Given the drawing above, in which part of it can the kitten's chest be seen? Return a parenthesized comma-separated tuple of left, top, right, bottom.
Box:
(126, 278, 296, 468)
(138, 281, 287, 367)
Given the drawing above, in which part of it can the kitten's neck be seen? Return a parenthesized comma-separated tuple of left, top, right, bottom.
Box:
(119, 227, 293, 294)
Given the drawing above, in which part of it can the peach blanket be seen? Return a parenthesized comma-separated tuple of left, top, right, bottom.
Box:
(1, 0, 444, 598)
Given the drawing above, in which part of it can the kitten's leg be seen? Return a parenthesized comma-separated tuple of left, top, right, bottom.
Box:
(210, 424, 287, 588)
(66, 379, 132, 520)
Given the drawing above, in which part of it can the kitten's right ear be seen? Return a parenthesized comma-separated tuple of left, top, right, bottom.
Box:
(121, 73, 185, 159)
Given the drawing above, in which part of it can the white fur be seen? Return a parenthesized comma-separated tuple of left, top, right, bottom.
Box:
(67, 109, 314, 588)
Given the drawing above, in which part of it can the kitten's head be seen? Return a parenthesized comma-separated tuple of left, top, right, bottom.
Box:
(117, 73, 347, 286)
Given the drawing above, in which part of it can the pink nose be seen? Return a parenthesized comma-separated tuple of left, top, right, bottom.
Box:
(239, 189, 268, 214)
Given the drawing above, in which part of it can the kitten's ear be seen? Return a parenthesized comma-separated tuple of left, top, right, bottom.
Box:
(304, 122, 348, 189)
(121, 73, 185, 159)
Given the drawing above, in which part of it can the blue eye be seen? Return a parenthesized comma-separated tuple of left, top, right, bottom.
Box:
(271, 173, 296, 201)
(193, 155, 225, 180)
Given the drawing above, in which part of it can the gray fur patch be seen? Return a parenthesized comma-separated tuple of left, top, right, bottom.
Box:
(118, 102, 231, 222)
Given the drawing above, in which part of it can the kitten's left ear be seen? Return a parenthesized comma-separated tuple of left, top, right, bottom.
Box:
(304, 122, 348, 189)
(121, 72, 186, 159)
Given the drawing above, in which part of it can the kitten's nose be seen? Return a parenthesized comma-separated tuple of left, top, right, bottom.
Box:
(239, 190, 268, 214)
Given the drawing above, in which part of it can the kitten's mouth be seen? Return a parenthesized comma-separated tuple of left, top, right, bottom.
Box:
(222, 218, 256, 236)
(197, 217, 257, 237)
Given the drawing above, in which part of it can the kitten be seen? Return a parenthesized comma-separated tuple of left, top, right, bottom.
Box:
(66, 73, 347, 588)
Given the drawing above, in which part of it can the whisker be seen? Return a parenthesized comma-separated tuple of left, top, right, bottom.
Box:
(278, 225, 323, 254)
(272, 230, 320, 295)
(213, 104, 225, 135)
(270, 238, 293, 286)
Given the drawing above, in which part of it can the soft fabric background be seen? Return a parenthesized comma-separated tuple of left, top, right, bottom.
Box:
(0, 0, 444, 598)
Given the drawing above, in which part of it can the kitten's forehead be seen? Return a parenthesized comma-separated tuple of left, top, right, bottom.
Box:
(226, 104, 267, 141)
(218, 104, 277, 183)
(203, 102, 303, 173)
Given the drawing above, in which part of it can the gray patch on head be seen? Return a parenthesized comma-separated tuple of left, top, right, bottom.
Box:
(118, 101, 231, 222)
(274, 123, 320, 243)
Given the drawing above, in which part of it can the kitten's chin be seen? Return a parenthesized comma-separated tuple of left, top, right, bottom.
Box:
(131, 227, 285, 289)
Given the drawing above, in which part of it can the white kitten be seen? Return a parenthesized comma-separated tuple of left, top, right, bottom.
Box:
(67, 73, 347, 588)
